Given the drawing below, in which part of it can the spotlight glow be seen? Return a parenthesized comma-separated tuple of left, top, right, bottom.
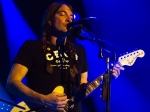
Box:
(1, 0, 37, 64)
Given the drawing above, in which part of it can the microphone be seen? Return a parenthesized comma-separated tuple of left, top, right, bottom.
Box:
(67, 17, 97, 29)
(69, 26, 87, 40)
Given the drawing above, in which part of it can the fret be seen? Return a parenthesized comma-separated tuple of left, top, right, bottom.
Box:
(95, 80, 100, 86)
(91, 81, 99, 89)
(59, 49, 144, 112)
(63, 104, 68, 112)
(90, 82, 95, 88)
(88, 85, 94, 92)
(85, 74, 104, 96)
(92, 80, 99, 87)
(70, 97, 74, 101)
(60, 108, 66, 112)
(86, 89, 90, 96)
(63, 74, 105, 111)
(86, 83, 98, 95)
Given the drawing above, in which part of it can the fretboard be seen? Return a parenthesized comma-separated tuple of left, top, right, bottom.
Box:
(86, 74, 103, 96)
(62, 73, 104, 112)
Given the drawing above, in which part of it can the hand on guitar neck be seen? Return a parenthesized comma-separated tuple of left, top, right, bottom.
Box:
(111, 63, 125, 79)
(109, 49, 145, 79)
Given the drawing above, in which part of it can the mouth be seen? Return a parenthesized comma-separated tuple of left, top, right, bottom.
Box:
(63, 24, 68, 30)
(63, 24, 67, 28)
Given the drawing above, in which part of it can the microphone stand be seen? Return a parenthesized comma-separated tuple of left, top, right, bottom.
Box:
(93, 38, 112, 112)
(69, 24, 116, 112)
(77, 35, 115, 112)
(99, 52, 111, 112)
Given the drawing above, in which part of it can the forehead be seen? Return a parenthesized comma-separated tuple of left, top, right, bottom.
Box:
(57, 4, 73, 14)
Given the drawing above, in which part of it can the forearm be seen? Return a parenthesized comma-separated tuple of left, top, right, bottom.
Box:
(80, 72, 88, 84)
(6, 80, 45, 105)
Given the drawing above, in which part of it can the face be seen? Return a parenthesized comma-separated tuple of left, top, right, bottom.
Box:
(50, 4, 73, 34)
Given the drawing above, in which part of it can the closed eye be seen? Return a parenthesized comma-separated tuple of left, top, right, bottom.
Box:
(57, 10, 73, 20)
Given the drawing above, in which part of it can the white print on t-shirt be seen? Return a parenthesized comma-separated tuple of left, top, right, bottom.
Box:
(46, 50, 78, 69)
(55, 58, 69, 63)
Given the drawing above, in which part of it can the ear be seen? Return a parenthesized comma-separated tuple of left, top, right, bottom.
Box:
(48, 21, 51, 25)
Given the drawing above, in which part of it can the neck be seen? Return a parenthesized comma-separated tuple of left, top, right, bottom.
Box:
(48, 31, 70, 45)
(47, 36, 67, 46)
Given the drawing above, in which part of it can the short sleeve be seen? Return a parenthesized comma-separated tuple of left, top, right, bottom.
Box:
(81, 45, 88, 73)
(13, 40, 34, 69)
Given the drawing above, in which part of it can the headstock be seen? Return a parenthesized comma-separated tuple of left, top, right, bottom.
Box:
(118, 49, 145, 66)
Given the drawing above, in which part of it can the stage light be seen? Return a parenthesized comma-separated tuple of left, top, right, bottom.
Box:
(74, 13, 80, 21)
(1, 0, 37, 64)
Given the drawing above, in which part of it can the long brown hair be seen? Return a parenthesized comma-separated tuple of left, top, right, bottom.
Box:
(42, 1, 78, 74)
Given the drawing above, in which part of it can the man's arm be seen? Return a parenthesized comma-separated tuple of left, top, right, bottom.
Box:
(80, 72, 88, 85)
(6, 63, 45, 104)
(6, 63, 67, 110)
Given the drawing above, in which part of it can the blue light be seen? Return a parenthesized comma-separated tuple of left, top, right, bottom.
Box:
(74, 13, 80, 21)
(82, 0, 150, 111)
(1, 0, 37, 64)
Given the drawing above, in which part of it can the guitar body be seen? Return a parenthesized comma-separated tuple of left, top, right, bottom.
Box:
(10, 101, 30, 112)
(11, 86, 65, 112)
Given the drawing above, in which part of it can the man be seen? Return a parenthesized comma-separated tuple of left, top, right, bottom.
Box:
(6, 1, 124, 112)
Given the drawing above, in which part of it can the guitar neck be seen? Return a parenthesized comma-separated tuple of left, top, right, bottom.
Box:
(59, 49, 145, 112)
(86, 73, 104, 96)
(62, 73, 104, 112)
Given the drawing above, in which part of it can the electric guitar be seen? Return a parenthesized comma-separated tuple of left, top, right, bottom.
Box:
(11, 49, 145, 112)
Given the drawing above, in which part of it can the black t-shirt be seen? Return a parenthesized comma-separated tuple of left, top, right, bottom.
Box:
(13, 40, 88, 112)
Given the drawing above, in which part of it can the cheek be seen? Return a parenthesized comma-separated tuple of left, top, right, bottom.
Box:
(53, 18, 62, 28)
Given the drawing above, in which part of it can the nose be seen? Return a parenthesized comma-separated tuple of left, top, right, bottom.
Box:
(66, 16, 73, 23)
